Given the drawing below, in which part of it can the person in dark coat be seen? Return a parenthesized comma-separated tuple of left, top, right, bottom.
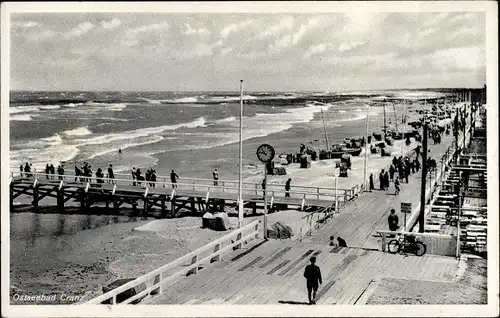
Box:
(388, 208, 400, 231)
(49, 164, 55, 180)
(170, 170, 179, 189)
(150, 170, 157, 188)
(108, 164, 115, 184)
(389, 164, 395, 181)
(337, 237, 347, 247)
(261, 178, 266, 197)
(384, 171, 391, 191)
(303, 257, 322, 305)
(379, 170, 385, 190)
(285, 178, 292, 197)
(45, 164, 50, 179)
(369, 173, 374, 192)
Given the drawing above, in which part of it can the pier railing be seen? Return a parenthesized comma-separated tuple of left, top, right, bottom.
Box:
(85, 220, 261, 304)
(11, 171, 361, 204)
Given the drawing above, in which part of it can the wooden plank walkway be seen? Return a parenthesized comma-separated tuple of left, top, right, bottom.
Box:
(302, 133, 458, 249)
(145, 240, 458, 305)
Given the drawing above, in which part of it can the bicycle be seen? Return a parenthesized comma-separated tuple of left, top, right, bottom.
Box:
(387, 234, 427, 256)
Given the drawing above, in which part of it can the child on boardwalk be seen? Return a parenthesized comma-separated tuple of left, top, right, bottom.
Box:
(303, 257, 322, 305)
(388, 208, 400, 231)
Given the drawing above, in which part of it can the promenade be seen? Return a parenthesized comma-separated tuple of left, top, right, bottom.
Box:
(303, 132, 457, 249)
(144, 240, 458, 305)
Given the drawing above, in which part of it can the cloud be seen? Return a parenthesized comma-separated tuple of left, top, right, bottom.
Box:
(304, 43, 334, 58)
(259, 16, 294, 39)
(292, 17, 321, 45)
(100, 18, 122, 30)
(338, 41, 365, 53)
(182, 23, 211, 36)
(65, 21, 95, 38)
(24, 29, 56, 42)
(220, 19, 254, 38)
(418, 28, 438, 38)
(269, 34, 293, 53)
(122, 21, 170, 47)
(12, 21, 41, 29)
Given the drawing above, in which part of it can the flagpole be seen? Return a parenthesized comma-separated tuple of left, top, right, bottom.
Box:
(363, 104, 369, 191)
(238, 80, 244, 228)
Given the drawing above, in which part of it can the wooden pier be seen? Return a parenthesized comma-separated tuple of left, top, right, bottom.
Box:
(9, 172, 362, 217)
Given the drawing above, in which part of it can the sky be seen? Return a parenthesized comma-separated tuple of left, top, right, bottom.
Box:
(9, 11, 486, 92)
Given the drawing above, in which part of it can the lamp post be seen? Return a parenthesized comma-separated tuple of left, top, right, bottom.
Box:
(363, 104, 369, 191)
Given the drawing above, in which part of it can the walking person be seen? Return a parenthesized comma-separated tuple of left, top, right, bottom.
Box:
(45, 164, 50, 179)
(379, 170, 385, 191)
(394, 176, 400, 195)
(285, 178, 292, 198)
(213, 168, 219, 186)
(151, 170, 157, 188)
(389, 164, 395, 181)
(369, 173, 374, 192)
(303, 257, 322, 305)
(49, 164, 55, 180)
(170, 170, 179, 189)
(384, 171, 390, 191)
(132, 167, 137, 186)
(107, 164, 115, 184)
(388, 208, 400, 231)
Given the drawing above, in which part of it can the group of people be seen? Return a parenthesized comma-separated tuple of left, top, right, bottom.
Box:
(19, 162, 33, 178)
(131, 167, 159, 187)
(368, 153, 421, 195)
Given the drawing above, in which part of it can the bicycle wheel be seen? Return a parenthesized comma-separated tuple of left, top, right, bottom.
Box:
(414, 242, 427, 256)
(387, 239, 401, 254)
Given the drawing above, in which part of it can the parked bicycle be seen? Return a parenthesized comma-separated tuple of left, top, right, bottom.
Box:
(387, 234, 427, 256)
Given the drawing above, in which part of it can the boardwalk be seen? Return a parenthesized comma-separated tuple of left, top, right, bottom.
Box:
(145, 240, 458, 305)
(302, 133, 458, 249)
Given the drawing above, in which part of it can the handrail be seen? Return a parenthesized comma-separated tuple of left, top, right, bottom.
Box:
(86, 220, 260, 304)
(11, 172, 355, 201)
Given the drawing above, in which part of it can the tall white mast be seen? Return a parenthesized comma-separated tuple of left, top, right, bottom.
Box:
(238, 80, 244, 228)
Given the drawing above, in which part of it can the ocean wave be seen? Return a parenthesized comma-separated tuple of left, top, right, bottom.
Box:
(162, 95, 258, 104)
(338, 110, 347, 113)
(9, 105, 41, 114)
(62, 127, 93, 136)
(87, 135, 165, 159)
(39, 105, 61, 110)
(10, 114, 34, 121)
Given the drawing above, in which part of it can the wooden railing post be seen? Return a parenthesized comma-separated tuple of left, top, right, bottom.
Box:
(211, 243, 221, 263)
(187, 255, 198, 275)
(235, 232, 243, 250)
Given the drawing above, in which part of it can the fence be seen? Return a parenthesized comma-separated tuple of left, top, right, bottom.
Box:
(85, 220, 261, 305)
(377, 230, 457, 257)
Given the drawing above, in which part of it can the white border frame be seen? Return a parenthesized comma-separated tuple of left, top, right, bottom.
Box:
(1, 2, 498, 317)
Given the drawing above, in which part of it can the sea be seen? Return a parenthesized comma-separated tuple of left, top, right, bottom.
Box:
(9, 90, 444, 182)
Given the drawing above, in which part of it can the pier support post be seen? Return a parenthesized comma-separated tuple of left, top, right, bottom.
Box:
(161, 198, 166, 218)
(57, 189, 64, 213)
(143, 199, 148, 219)
(418, 122, 428, 232)
(33, 183, 39, 213)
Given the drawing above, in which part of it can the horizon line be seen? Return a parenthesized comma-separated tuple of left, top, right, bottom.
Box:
(9, 86, 486, 93)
